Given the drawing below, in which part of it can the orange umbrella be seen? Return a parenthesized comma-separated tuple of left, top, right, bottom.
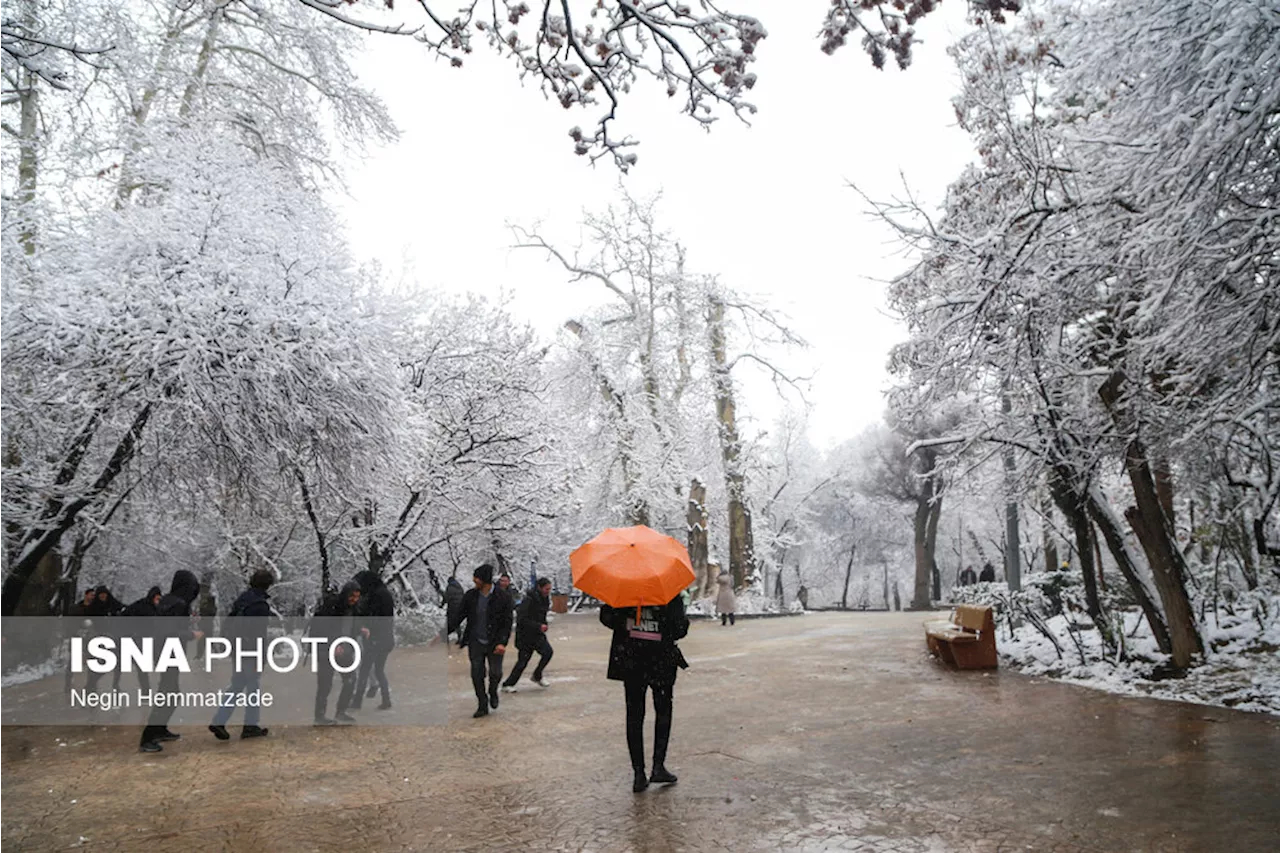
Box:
(570, 526, 695, 620)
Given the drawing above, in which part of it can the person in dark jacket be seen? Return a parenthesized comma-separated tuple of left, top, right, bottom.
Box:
(311, 580, 364, 725)
(139, 570, 203, 753)
(502, 577, 553, 692)
(69, 588, 95, 618)
(350, 570, 395, 710)
(599, 594, 689, 792)
(443, 576, 465, 645)
(447, 564, 513, 718)
(108, 586, 163, 691)
(84, 585, 126, 691)
(979, 562, 997, 583)
(209, 569, 274, 741)
(959, 565, 978, 587)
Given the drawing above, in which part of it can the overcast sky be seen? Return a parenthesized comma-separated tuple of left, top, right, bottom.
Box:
(337, 1, 977, 449)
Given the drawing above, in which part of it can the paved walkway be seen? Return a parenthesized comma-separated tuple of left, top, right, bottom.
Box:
(3, 612, 1278, 852)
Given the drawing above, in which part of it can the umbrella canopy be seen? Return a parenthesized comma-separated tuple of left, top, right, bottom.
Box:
(570, 526, 695, 609)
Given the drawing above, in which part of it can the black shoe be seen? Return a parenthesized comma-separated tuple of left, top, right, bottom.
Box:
(139, 741, 163, 753)
(156, 729, 181, 742)
(650, 766, 678, 785)
(473, 707, 489, 718)
(366, 685, 378, 699)
(314, 717, 337, 726)
(377, 700, 392, 710)
(488, 692, 499, 709)
(241, 725, 269, 739)
(633, 770, 650, 793)
(208, 725, 230, 741)
(531, 677, 547, 689)
(336, 712, 356, 724)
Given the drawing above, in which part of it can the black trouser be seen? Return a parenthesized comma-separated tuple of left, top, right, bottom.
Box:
(624, 678, 673, 772)
(721, 612, 736, 626)
(354, 641, 392, 705)
(139, 669, 181, 745)
(315, 657, 356, 719)
(469, 643, 503, 709)
(504, 635, 553, 687)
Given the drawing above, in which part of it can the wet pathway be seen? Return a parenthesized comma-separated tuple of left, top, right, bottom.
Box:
(3, 612, 1278, 851)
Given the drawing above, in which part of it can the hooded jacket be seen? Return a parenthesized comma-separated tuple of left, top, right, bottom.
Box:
(514, 587, 550, 650)
(352, 571, 396, 647)
(153, 570, 201, 645)
(122, 586, 163, 618)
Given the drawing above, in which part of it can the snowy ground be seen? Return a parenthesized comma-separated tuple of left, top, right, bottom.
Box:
(951, 581, 1280, 716)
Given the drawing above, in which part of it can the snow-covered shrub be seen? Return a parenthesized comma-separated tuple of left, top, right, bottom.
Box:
(395, 604, 446, 647)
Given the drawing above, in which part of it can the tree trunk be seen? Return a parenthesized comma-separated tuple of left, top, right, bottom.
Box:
(910, 459, 942, 610)
(1122, 440, 1203, 668)
(1001, 388, 1022, 591)
(296, 469, 331, 593)
(1087, 486, 1172, 653)
(840, 545, 856, 610)
(709, 296, 755, 588)
(687, 478, 709, 596)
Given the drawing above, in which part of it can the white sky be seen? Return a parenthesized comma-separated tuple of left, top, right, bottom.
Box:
(337, 1, 977, 449)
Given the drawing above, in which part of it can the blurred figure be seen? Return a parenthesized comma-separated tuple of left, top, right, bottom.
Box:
(351, 571, 395, 711)
(311, 580, 364, 725)
(443, 576, 464, 646)
(502, 577, 553, 692)
(959, 565, 978, 586)
(716, 571, 737, 626)
(599, 594, 689, 792)
(209, 569, 274, 741)
(979, 562, 996, 583)
(139, 570, 203, 753)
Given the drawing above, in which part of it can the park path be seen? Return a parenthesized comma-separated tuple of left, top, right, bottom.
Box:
(3, 611, 1278, 852)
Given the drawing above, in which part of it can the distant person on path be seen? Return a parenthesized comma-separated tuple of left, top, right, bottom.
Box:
(979, 562, 996, 583)
(716, 571, 737, 626)
(502, 577, 553, 692)
(139, 570, 203, 753)
(70, 588, 95, 618)
(351, 570, 395, 711)
(311, 580, 365, 725)
(443, 576, 464, 645)
(448, 564, 513, 718)
(599, 594, 689, 792)
(798, 584, 809, 610)
(959, 565, 978, 586)
(209, 569, 274, 741)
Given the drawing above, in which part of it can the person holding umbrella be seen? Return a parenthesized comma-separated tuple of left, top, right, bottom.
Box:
(572, 526, 693, 793)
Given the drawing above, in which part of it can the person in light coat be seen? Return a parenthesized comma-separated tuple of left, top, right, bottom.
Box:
(716, 571, 737, 626)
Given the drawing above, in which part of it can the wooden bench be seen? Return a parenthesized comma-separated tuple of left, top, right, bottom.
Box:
(924, 604, 997, 670)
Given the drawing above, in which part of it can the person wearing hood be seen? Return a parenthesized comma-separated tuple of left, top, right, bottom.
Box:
(447, 564, 513, 718)
(310, 580, 365, 725)
(501, 577, 553, 693)
(442, 576, 465, 645)
(139, 569, 204, 753)
(599, 592, 690, 792)
(716, 571, 737, 626)
(350, 570, 396, 711)
(116, 586, 163, 692)
(209, 569, 274, 741)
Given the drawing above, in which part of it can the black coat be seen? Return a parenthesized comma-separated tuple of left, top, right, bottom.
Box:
(515, 588, 550, 650)
(225, 586, 272, 642)
(448, 586, 513, 653)
(154, 570, 201, 645)
(443, 579, 464, 626)
(599, 596, 689, 686)
(353, 571, 396, 647)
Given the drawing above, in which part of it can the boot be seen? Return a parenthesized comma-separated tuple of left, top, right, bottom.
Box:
(473, 706, 489, 718)
(335, 712, 356, 724)
(208, 725, 230, 741)
(488, 690, 500, 709)
(314, 717, 337, 726)
(650, 766, 678, 785)
(156, 729, 181, 742)
(139, 741, 163, 753)
(241, 725, 269, 739)
(633, 769, 649, 793)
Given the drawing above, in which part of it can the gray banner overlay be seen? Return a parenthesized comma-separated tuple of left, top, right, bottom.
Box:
(1, 618, 445, 726)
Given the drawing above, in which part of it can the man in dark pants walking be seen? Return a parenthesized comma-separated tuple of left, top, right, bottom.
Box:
(447, 564, 512, 718)
(502, 577, 553, 692)
(350, 570, 395, 711)
(139, 570, 203, 753)
(209, 569, 274, 741)
(311, 580, 364, 725)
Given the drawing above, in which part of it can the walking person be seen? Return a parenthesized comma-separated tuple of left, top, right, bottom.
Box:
(209, 569, 274, 741)
(112, 586, 163, 691)
(350, 570, 395, 711)
(716, 570, 737, 626)
(502, 577, 554, 693)
(311, 580, 365, 725)
(139, 570, 204, 753)
(979, 562, 997, 583)
(447, 564, 513, 718)
(959, 565, 978, 587)
(442, 576, 464, 646)
(599, 593, 689, 792)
